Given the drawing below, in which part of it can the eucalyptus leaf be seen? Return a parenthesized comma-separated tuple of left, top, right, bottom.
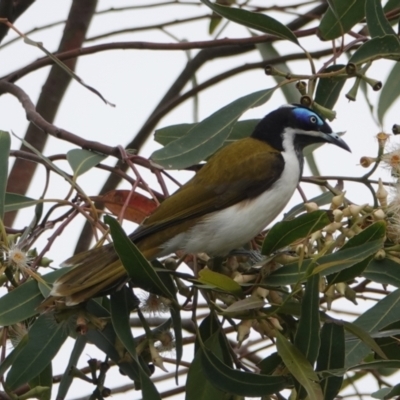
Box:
(345, 289, 400, 367)
(363, 257, 400, 287)
(198, 269, 243, 296)
(349, 35, 400, 65)
(262, 210, 331, 255)
(366, 0, 395, 38)
(56, 336, 87, 400)
(0, 130, 11, 219)
(6, 314, 69, 390)
(294, 274, 320, 364)
(105, 215, 174, 298)
(86, 324, 141, 380)
(224, 296, 264, 313)
(154, 119, 259, 148)
(67, 149, 107, 177)
(201, 0, 299, 44)
(4, 193, 38, 212)
(318, 0, 366, 40)
(316, 322, 345, 400)
(186, 332, 227, 400)
(377, 62, 400, 124)
(110, 288, 161, 399)
(0, 279, 42, 326)
(343, 321, 387, 360)
(151, 88, 275, 169)
(29, 363, 52, 400)
(110, 287, 138, 360)
(200, 344, 288, 396)
(315, 65, 347, 110)
(276, 331, 324, 400)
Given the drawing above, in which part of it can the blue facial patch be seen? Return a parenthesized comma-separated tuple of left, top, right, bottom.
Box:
(292, 107, 324, 126)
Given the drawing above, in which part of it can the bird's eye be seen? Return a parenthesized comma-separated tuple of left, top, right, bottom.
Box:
(309, 115, 317, 124)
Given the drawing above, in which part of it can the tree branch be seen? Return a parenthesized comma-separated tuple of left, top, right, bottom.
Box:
(5, 0, 98, 226)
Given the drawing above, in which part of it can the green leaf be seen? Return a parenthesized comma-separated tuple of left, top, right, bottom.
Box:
(110, 288, 161, 400)
(29, 363, 52, 400)
(378, 383, 400, 399)
(154, 119, 259, 148)
(150, 88, 274, 169)
(343, 321, 387, 360)
(0, 280, 43, 326)
(225, 296, 264, 313)
(200, 344, 288, 396)
(201, 0, 299, 44)
(0, 335, 28, 378)
(276, 331, 324, 400)
(266, 222, 385, 285)
(56, 335, 87, 400)
(209, 12, 222, 34)
(294, 274, 321, 365)
(294, 273, 321, 399)
(318, 0, 366, 40)
(110, 287, 138, 359)
(105, 215, 174, 298)
(363, 258, 400, 287)
(195, 312, 224, 354)
(384, 0, 400, 12)
(186, 332, 227, 400)
(0, 130, 11, 219)
(257, 352, 282, 375)
(198, 269, 243, 296)
(377, 62, 400, 124)
(366, 0, 395, 37)
(316, 322, 345, 400)
(170, 304, 183, 383)
(4, 193, 38, 212)
(315, 65, 347, 110)
(85, 300, 140, 381)
(349, 34, 400, 65)
(262, 211, 331, 255)
(345, 288, 400, 367)
(6, 314, 69, 390)
(327, 255, 373, 285)
(67, 149, 107, 177)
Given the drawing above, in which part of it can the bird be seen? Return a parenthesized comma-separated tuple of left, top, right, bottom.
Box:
(48, 104, 350, 306)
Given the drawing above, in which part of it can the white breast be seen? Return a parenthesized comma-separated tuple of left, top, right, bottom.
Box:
(160, 143, 301, 257)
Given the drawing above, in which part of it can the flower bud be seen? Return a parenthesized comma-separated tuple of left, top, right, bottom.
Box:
(325, 285, 335, 310)
(331, 192, 345, 209)
(304, 202, 319, 213)
(332, 209, 343, 222)
(253, 287, 269, 299)
(237, 319, 252, 347)
(310, 230, 322, 242)
(376, 178, 388, 207)
(295, 244, 308, 257)
(373, 209, 386, 221)
(323, 222, 342, 234)
(374, 249, 386, 260)
(149, 342, 168, 372)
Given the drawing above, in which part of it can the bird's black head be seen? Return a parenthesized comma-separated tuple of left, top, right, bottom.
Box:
(251, 104, 350, 153)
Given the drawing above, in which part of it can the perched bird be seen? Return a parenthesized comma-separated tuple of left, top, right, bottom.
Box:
(49, 104, 350, 305)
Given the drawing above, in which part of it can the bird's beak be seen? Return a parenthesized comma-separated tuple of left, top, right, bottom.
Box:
(322, 131, 351, 152)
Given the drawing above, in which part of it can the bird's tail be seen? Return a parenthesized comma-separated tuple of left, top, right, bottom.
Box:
(44, 243, 127, 307)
